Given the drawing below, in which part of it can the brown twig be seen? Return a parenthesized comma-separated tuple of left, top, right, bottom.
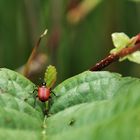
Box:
(23, 29, 48, 77)
(90, 34, 140, 71)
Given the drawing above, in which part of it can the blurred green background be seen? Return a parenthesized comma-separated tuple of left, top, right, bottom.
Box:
(0, 0, 140, 84)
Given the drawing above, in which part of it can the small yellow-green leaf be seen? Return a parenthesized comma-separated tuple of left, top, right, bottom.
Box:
(44, 65, 57, 88)
(110, 32, 140, 64)
(127, 51, 140, 64)
(110, 32, 130, 54)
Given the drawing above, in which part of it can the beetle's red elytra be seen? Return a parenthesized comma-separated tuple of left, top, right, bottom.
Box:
(38, 85, 51, 102)
(36, 82, 50, 102)
(34, 82, 56, 102)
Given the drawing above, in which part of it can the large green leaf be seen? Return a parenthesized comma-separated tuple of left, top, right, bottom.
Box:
(0, 68, 45, 140)
(0, 129, 41, 140)
(0, 93, 42, 119)
(46, 76, 140, 140)
(0, 68, 44, 112)
(49, 71, 137, 113)
(1, 68, 140, 140)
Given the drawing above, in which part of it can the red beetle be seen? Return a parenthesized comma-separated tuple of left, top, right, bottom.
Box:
(33, 82, 56, 102)
(31, 82, 57, 114)
(38, 82, 51, 102)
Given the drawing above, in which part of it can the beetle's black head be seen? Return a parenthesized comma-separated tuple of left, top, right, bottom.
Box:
(41, 82, 46, 86)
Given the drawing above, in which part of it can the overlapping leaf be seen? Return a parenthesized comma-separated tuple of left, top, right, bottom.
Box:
(49, 71, 137, 113)
(1, 68, 140, 140)
(46, 72, 140, 140)
(0, 68, 44, 140)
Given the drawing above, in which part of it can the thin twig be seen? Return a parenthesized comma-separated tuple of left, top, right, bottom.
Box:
(90, 34, 140, 71)
(90, 53, 119, 71)
(23, 29, 48, 77)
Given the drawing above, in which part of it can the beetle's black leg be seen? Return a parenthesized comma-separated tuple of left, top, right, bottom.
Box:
(50, 89, 58, 97)
(51, 91, 56, 96)
(33, 88, 38, 93)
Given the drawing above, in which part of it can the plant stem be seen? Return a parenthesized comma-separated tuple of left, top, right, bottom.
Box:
(23, 29, 48, 77)
(90, 54, 119, 71)
(90, 41, 140, 71)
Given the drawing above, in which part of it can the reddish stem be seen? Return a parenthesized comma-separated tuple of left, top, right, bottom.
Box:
(90, 40, 140, 71)
(90, 54, 119, 71)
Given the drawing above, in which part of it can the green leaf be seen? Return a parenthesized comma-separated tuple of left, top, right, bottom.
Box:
(0, 93, 42, 119)
(46, 105, 140, 140)
(0, 107, 42, 130)
(44, 65, 57, 88)
(0, 68, 44, 112)
(1, 68, 140, 140)
(127, 51, 140, 64)
(0, 68, 45, 139)
(110, 32, 140, 64)
(0, 129, 41, 140)
(110, 32, 130, 53)
(49, 71, 138, 114)
(46, 72, 140, 140)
